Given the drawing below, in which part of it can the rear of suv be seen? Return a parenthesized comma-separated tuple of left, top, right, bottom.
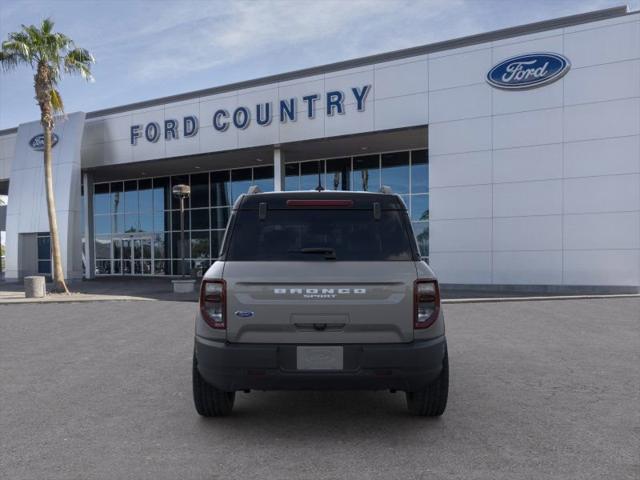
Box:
(193, 190, 448, 416)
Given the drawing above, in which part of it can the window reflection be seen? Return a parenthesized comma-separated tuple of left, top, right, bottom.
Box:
(94, 184, 110, 214)
(381, 152, 410, 194)
(210, 171, 230, 207)
(153, 177, 170, 211)
(253, 166, 274, 192)
(138, 179, 153, 212)
(411, 194, 429, 221)
(285, 163, 299, 191)
(191, 231, 210, 258)
(93, 149, 430, 274)
(353, 155, 380, 192)
(326, 158, 350, 191)
(411, 149, 428, 193)
(190, 173, 209, 208)
(231, 168, 252, 202)
(300, 161, 324, 190)
(111, 182, 123, 215)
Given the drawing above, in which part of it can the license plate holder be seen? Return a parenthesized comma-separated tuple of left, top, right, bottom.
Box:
(296, 346, 344, 371)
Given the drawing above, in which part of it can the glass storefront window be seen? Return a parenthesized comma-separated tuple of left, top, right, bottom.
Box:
(94, 215, 110, 235)
(172, 232, 187, 258)
(326, 158, 351, 191)
(153, 233, 167, 259)
(285, 163, 299, 191)
(253, 166, 274, 192)
(92, 150, 429, 275)
(138, 179, 153, 212)
(300, 160, 324, 190)
(411, 149, 428, 193)
(95, 236, 111, 259)
(94, 183, 110, 214)
(153, 211, 168, 232)
(381, 151, 410, 194)
(411, 194, 429, 221)
(124, 180, 138, 212)
(191, 208, 209, 230)
(210, 171, 230, 207)
(153, 177, 170, 211)
(112, 214, 124, 234)
(171, 210, 190, 231)
(190, 173, 209, 208)
(353, 155, 380, 192)
(111, 182, 123, 215)
(124, 213, 139, 233)
(211, 207, 230, 230)
(191, 231, 210, 259)
(139, 212, 153, 232)
(231, 168, 252, 202)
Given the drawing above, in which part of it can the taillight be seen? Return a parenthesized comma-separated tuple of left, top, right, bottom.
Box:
(200, 279, 226, 329)
(414, 279, 440, 329)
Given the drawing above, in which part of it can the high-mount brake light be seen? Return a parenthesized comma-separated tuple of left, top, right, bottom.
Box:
(414, 279, 440, 329)
(286, 199, 354, 207)
(200, 279, 226, 329)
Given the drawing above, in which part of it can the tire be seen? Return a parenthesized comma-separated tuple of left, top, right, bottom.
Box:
(406, 349, 449, 417)
(192, 355, 235, 417)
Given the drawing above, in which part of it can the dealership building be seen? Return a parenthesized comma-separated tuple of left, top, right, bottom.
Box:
(0, 6, 639, 292)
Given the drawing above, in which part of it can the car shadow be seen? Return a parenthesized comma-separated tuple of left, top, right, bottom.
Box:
(194, 391, 445, 439)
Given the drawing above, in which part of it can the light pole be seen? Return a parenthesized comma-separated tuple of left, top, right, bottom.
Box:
(172, 184, 191, 278)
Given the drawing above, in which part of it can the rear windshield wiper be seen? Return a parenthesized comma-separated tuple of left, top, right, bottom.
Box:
(289, 247, 337, 260)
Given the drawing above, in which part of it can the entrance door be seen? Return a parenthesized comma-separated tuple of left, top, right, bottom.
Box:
(114, 236, 153, 275)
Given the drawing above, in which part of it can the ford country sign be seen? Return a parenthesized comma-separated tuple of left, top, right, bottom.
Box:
(487, 53, 570, 90)
(29, 133, 59, 151)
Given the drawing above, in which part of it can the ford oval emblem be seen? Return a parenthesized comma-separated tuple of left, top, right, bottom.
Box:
(487, 53, 570, 90)
(234, 310, 254, 318)
(29, 133, 59, 151)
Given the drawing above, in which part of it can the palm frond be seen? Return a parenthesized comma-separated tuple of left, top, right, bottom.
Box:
(64, 47, 94, 81)
(50, 88, 64, 113)
(41, 18, 54, 35)
(0, 51, 20, 70)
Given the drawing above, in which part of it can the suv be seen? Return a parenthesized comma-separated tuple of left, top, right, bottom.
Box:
(193, 190, 448, 416)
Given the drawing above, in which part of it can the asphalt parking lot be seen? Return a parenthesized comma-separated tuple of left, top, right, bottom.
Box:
(1, 298, 638, 479)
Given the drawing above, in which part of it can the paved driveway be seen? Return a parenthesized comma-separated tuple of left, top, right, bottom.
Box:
(1, 298, 638, 479)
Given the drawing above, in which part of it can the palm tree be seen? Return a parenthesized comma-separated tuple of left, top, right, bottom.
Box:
(0, 18, 94, 293)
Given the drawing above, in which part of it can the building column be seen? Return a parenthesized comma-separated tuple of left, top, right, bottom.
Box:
(83, 172, 95, 279)
(273, 147, 285, 192)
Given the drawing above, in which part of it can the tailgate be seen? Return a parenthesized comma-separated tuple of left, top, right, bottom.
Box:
(223, 261, 417, 344)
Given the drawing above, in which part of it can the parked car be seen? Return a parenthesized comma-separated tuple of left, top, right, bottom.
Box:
(193, 189, 448, 416)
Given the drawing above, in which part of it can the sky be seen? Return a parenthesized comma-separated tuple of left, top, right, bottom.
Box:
(0, 0, 636, 130)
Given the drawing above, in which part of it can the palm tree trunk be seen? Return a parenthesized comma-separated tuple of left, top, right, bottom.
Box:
(43, 123, 69, 293)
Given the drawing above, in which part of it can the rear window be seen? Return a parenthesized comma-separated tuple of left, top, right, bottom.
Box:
(225, 209, 416, 261)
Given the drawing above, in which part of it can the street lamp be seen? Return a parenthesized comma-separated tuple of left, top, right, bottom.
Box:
(172, 184, 191, 277)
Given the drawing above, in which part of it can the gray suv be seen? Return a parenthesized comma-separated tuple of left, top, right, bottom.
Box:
(193, 190, 448, 416)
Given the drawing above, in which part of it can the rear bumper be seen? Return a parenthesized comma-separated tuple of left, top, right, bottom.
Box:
(194, 335, 447, 392)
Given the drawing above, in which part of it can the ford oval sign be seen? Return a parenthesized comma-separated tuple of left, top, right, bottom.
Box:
(29, 133, 59, 151)
(487, 53, 570, 90)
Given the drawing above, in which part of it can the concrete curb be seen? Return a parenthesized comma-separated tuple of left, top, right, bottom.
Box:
(0, 295, 155, 304)
(442, 293, 640, 304)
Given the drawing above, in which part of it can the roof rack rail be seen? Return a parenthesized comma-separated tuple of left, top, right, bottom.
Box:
(247, 185, 262, 194)
(379, 185, 393, 194)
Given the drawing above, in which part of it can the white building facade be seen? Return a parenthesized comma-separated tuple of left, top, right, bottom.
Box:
(0, 6, 639, 292)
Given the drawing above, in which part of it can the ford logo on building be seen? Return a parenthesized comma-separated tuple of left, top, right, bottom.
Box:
(29, 133, 59, 151)
(487, 53, 570, 90)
